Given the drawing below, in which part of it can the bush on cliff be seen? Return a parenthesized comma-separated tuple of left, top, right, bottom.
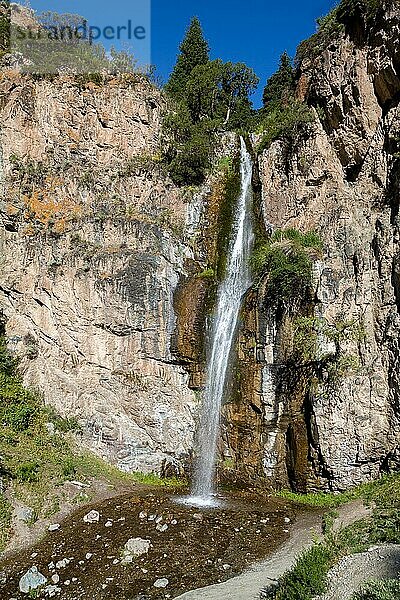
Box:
(296, 0, 387, 65)
(250, 229, 323, 300)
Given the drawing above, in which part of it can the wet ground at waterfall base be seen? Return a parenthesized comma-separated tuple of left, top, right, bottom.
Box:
(0, 487, 299, 600)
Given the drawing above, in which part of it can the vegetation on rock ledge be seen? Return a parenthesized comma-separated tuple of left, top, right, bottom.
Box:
(251, 228, 323, 300)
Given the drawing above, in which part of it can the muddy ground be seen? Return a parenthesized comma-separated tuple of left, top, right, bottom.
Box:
(0, 487, 299, 599)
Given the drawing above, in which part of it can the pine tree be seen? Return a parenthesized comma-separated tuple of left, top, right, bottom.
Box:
(165, 17, 210, 99)
(262, 51, 294, 108)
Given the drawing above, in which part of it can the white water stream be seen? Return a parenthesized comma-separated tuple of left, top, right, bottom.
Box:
(186, 137, 254, 507)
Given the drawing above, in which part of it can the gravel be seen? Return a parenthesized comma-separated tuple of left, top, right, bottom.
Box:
(316, 544, 400, 600)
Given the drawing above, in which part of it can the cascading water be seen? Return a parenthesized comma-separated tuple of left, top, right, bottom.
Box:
(187, 137, 254, 507)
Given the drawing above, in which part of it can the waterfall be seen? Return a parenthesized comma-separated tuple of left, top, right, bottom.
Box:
(189, 137, 254, 506)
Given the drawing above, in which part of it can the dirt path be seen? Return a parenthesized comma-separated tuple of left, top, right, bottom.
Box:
(175, 500, 372, 600)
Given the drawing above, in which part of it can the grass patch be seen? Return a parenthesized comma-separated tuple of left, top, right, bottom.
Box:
(276, 473, 400, 508)
(352, 580, 400, 600)
(262, 542, 335, 599)
(0, 493, 12, 551)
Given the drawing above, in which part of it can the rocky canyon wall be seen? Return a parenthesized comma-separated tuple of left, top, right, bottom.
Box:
(0, 73, 208, 474)
(222, 1, 400, 492)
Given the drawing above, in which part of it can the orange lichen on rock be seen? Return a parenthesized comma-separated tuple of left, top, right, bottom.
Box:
(23, 176, 82, 230)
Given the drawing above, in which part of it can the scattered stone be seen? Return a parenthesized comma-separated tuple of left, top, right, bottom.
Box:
(51, 574, 59, 584)
(223, 564, 231, 570)
(171, 519, 177, 525)
(19, 566, 47, 593)
(105, 520, 113, 528)
(64, 580, 70, 586)
(48, 524, 60, 532)
(45, 422, 56, 436)
(260, 518, 270, 524)
(193, 513, 203, 521)
(112, 559, 119, 565)
(17, 507, 35, 524)
(284, 517, 291, 524)
(155, 516, 163, 524)
(70, 480, 90, 488)
(156, 523, 168, 532)
(30, 553, 38, 559)
(48, 562, 55, 571)
(44, 585, 61, 597)
(120, 554, 133, 565)
(121, 537, 152, 564)
(0, 571, 6, 584)
(139, 511, 147, 520)
(85, 553, 93, 560)
(148, 514, 156, 521)
(55, 558, 71, 569)
(154, 578, 169, 589)
(83, 510, 100, 523)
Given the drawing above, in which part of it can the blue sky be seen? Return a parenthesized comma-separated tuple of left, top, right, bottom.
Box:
(27, 0, 337, 107)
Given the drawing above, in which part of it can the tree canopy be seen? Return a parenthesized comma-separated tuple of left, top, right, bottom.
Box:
(165, 17, 210, 99)
(262, 51, 295, 108)
(163, 17, 259, 186)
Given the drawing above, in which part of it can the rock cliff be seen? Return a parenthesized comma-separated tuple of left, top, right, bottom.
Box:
(0, 73, 202, 474)
(222, 0, 400, 491)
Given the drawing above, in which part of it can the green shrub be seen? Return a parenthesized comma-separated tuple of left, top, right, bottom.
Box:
(352, 580, 400, 600)
(258, 101, 315, 154)
(197, 268, 215, 279)
(296, 7, 344, 64)
(296, 0, 386, 66)
(0, 373, 41, 432)
(44, 407, 81, 433)
(168, 130, 213, 186)
(337, 0, 383, 23)
(61, 457, 77, 478)
(15, 461, 39, 483)
(251, 229, 323, 300)
(262, 543, 334, 599)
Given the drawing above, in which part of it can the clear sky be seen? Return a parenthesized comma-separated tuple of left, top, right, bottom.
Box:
(26, 0, 337, 107)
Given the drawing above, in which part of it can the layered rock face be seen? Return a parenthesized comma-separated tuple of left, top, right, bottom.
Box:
(0, 74, 201, 473)
(222, 1, 400, 491)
